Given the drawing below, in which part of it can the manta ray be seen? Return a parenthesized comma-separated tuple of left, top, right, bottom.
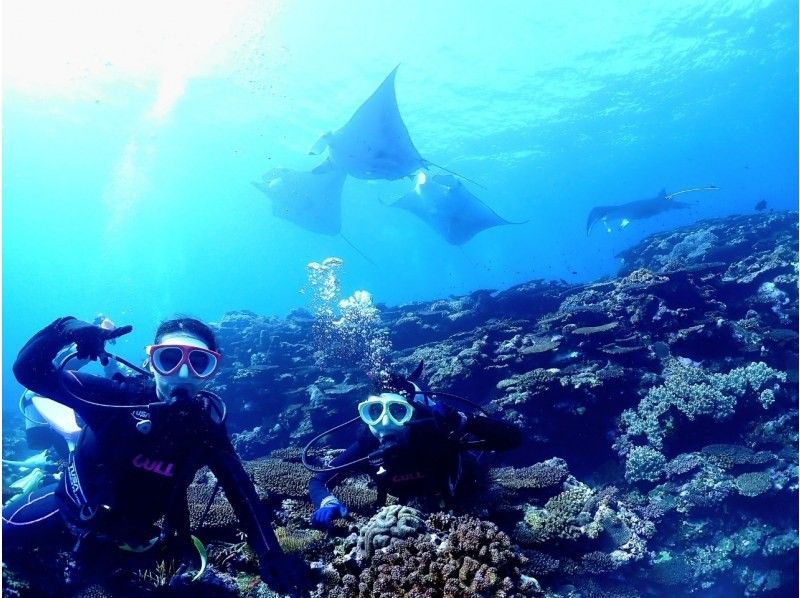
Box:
(252, 167, 376, 264)
(391, 173, 519, 245)
(309, 65, 428, 181)
(586, 186, 719, 235)
(252, 167, 347, 235)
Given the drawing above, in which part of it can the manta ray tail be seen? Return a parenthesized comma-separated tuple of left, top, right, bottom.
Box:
(665, 185, 720, 200)
(424, 160, 486, 189)
(340, 234, 377, 266)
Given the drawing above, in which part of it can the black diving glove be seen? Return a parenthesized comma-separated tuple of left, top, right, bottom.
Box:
(60, 318, 133, 366)
(260, 552, 312, 596)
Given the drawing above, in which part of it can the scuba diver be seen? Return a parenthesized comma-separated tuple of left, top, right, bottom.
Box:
(306, 364, 523, 529)
(5, 316, 307, 594)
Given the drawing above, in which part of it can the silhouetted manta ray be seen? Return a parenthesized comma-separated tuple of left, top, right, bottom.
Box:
(309, 65, 427, 181)
(391, 173, 520, 245)
(252, 167, 376, 264)
(252, 167, 346, 235)
(586, 186, 719, 235)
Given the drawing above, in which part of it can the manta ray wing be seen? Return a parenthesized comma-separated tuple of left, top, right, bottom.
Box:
(312, 66, 426, 180)
(586, 206, 615, 235)
(252, 167, 346, 235)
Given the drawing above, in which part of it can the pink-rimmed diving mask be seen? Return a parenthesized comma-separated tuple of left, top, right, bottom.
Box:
(146, 344, 221, 379)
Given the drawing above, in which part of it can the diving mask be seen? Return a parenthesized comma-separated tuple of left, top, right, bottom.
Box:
(146, 344, 221, 379)
(358, 393, 414, 427)
(358, 392, 414, 432)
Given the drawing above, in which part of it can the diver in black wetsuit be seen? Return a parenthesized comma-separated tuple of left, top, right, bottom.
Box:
(308, 368, 523, 528)
(5, 316, 307, 594)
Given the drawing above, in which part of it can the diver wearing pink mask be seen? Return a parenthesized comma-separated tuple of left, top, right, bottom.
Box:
(6, 316, 307, 594)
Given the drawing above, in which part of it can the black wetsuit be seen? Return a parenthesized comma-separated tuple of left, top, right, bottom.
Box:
(5, 317, 282, 572)
(309, 402, 523, 510)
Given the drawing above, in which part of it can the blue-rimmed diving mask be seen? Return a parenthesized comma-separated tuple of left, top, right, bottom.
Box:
(358, 393, 414, 440)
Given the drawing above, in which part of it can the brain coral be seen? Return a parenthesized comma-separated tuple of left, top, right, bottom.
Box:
(357, 505, 426, 560)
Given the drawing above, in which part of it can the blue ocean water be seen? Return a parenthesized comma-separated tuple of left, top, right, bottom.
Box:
(3, 0, 797, 407)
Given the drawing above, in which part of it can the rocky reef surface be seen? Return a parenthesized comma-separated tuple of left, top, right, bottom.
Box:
(3, 211, 797, 597)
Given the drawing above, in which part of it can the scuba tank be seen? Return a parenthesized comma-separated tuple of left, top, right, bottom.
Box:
(20, 390, 63, 452)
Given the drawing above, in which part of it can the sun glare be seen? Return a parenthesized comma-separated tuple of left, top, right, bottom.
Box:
(3, 0, 269, 112)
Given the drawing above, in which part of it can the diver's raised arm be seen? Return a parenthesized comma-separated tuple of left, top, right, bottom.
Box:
(13, 317, 134, 421)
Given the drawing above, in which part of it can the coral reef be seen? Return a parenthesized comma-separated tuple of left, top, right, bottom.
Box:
(3, 211, 797, 597)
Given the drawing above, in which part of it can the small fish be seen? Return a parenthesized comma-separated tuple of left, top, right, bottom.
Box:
(754, 199, 767, 211)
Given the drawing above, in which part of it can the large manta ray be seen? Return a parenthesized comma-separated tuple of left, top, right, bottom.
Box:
(586, 186, 719, 235)
(309, 65, 427, 181)
(252, 167, 346, 235)
(391, 173, 518, 245)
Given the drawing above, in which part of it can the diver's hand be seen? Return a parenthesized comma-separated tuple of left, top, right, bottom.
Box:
(310, 497, 348, 529)
(260, 552, 312, 596)
(62, 319, 132, 365)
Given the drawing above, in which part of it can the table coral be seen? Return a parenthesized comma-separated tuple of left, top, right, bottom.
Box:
(734, 471, 773, 497)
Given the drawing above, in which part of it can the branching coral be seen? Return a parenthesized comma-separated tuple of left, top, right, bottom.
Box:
(624, 446, 667, 483)
(188, 480, 238, 532)
(675, 465, 735, 513)
(522, 484, 595, 542)
(354, 514, 531, 597)
(274, 526, 324, 554)
(518, 480, 653, 573)
(246, 457, 312, 499)
(336, 476, 379, 513)
(616, 359, 786, 453)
